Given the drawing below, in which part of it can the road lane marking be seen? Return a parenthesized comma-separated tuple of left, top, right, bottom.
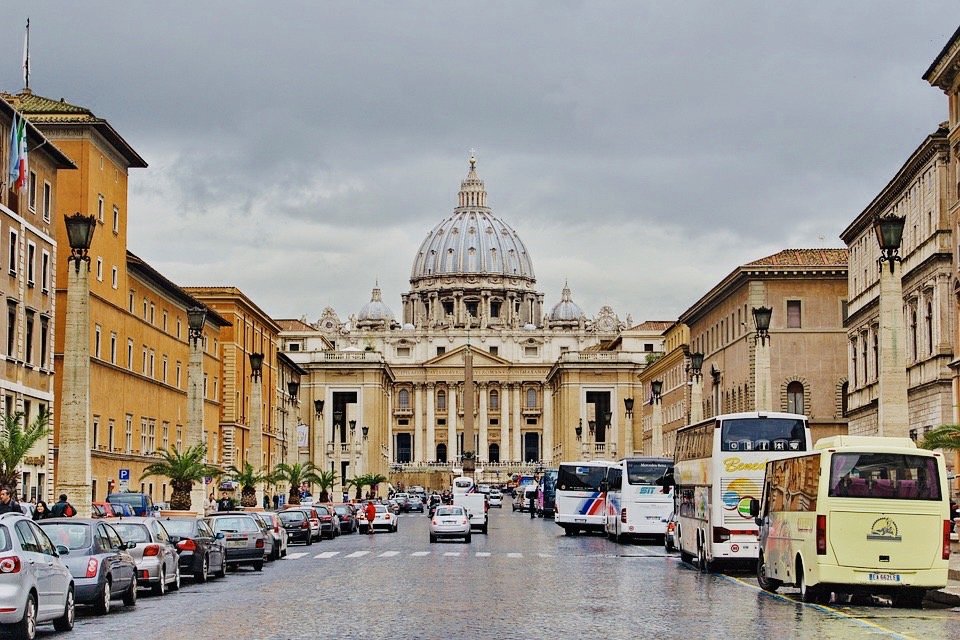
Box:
(285, 552, 307, 560)
(411, 551, 431, 556)
(443, 552, 461, 557)
(537, 553, 554, 558)
(507, 553, 523, 558)
(315, 551, 340, 559)
(345, 551, 370, 558)
(476, 552, 491, 557)
(727, 575, 916, 640)
(378, 551, 400, 557)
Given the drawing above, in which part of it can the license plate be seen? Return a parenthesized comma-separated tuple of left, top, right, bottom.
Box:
(575, 518, 586, 523)
(868, 573, 901, 582)
(227, 538, 247, 548)
(442, 520, 456, 524)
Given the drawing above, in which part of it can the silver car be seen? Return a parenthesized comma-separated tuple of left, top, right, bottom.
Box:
(205, 513, 267, 571)
(429, 505, 471, 543)
(0, 513, 75, 639)
(110, 517, 180, 595)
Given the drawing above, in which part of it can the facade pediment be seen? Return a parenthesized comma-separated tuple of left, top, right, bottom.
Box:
(423, 345, 511, 367)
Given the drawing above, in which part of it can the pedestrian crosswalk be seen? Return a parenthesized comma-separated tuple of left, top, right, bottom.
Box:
(281, 547, 670, 561)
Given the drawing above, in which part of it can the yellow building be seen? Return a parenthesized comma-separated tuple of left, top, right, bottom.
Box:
(5, 89, 227, 506)
(0, 96, 75, 501)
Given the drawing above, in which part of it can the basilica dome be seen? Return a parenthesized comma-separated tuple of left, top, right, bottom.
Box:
(549, 283, 585, 322)
(356, 285, 394, 328)
(410, 157, 535, 283)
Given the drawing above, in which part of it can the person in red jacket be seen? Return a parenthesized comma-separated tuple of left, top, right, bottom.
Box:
(364, 501, 377, 535)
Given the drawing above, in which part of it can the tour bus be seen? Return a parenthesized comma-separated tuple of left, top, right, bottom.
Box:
(604, 457, 673, 543)
(555, 460, 614, 535)
(535, 468, 558, 517)
(669, 411, 811, 571)
(749, 435, 950, 606)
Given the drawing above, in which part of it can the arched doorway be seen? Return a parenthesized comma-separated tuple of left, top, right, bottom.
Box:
(488, 443, 500, 463)
(436, 443, 447, 463)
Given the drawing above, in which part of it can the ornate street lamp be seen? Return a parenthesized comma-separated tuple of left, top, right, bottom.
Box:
(752, 306, 773, 346)
(575, 419, 583, 441)
(314, 399, 324, 418)
(287, 380, 300, 402)
(64, 212, 97, 273)
(362, 425, 369, 441)
(651, 380, 663, 402)
(249, 352, 264, 380)
(874, 213, 906, 273)
(349, 419, 357, 438)
(689, 352, 704, 377)
(624, 397, 635, 417)
(588, 420, 596, 436)
(186, 306, 207, 346)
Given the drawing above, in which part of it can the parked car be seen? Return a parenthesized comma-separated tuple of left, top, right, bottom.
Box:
(314, 506, 340, 540)
(161, 516, 227, 582)
(358, 504, 398, 534)
(106, 493, 157, 517)
(38, 518, 138, 615)
(277, 510, 313, 545)
(204, 513, 267, 571)
(256, 511, 288, 560)
(429, 505, 472, 543)
(488, 490, 503, 508)
(0, 513, 75, 638)
(332, 504, 358, 534)
(407, 496, 425, 513)
(386, 499, 401, 515)
(110, 517, 180, 595)
(284, 506, 321, 542)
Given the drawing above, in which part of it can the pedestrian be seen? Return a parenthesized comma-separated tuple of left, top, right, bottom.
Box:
(263, 493, 270, 509)
(206, 493, 217, 516)
(364, 500, 377, 535)
(50, 494, 76, 517)
(529, 490, 536, 518)
(32, 500, 51, 520)
(272, 493, 280, 510)
(0, 487, 20, 514)
(217, 493, 234, 512)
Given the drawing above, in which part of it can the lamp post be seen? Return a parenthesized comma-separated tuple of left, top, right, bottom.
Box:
(623, 397, 635, 457)
(650, 380, 664, 457)
(752, 306, 773, 411)
(186, 305, 208, 513)
(873, 214, 908, 436)
(56, 212, 97, 517)
(688, 352, 704, 424)
(248, 352, 265, 507)
(286, 381, 299, 466)
(332, 409, 343, 489)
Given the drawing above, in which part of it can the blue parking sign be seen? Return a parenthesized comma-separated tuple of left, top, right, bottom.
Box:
(118, 469, 130, 481)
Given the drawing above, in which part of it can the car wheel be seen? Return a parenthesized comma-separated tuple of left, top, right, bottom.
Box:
(14, 592, 37, 640)
(170, 566, 181, 591)
(306, 534, 313, 546)
(272, 543, 280, 561)
(215, 555, 227, 579)
(430, 534, 437, 543)
(52, 587, 75, 632)
(196, 555, 209, 583)
(93, 578, 112, 615)
(152, 567, 167, 596)
(122, 578, 138, 606)
(253, 561, 264, 572)
(464, 533, 472, 543)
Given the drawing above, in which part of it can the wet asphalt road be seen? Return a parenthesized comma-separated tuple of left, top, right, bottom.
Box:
(56, 506, 959, 640)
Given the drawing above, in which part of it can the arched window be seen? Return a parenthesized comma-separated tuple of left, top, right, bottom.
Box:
(787, 382, 804, 414)
(398, 388, 410, 409)
(489, 389, 499, 410)
(437, 389, 447, 411)
(488, 443, 500, 463)
(436, 443, 447, 463)
(840, 381, 849, 417)
(526, 388, 537, 409)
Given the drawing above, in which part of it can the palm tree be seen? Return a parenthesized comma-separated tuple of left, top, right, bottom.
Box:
(272, 462, 324, 506)
(366, 473, 388, 498)
(350, 473, 372, 500)
(315, 469, 338, 503)
(921, 425, 960, 451)
(141, 444, 221, 511)
(225, 461, 272, 507)
(0, 409, 50, 493)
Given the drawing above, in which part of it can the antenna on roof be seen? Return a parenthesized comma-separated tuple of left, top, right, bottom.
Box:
(22, 18, 30, 91)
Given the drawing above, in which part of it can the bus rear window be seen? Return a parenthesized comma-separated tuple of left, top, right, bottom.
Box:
(828, 453, 941, 500)
(557, 465, 606, 492)
(720, 418, 807, 452)
(626, 462, 672, 485)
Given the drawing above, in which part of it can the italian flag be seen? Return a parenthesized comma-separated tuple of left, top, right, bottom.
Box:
(7, 112, 27, 192)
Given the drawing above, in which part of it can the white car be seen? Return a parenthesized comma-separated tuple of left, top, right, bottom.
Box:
(429, 505, 472, 543)
(358, 504, 398, 534)
(0, 513, 75, 638)
(488, 490, 503, 508)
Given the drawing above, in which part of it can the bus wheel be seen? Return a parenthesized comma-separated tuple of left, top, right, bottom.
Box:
(797, 559, 824, 603)
(893, 588, 926, 609)
(697, 541, 711, 573)
(756, 552, 781, 593)
(563, 526, 575, 536)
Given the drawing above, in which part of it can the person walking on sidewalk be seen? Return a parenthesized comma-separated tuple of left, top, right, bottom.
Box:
(365, 501, 377, 535)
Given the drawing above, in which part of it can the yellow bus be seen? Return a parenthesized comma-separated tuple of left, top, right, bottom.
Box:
(750, 435, 950, 607)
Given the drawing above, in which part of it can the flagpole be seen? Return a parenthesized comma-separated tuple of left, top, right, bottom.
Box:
(23, 18, 30, 91)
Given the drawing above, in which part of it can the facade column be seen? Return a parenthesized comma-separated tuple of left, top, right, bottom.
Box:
(414, 383, 424, 463)
(500, 384, 511, 462)
(512, 384, 522, 462)
(691, 374, 704, 424)
(56, 261, 93, 518)
(387, 387, 394, 463)
(249, 365, 264, 507)
(623, 399, 634, 457)
(426, 383, 436, 462)
(542, 384, 553, 464)
(651, 396, 664, 457)
(187, 325, 206, 513)
(754, 339, 772, 411)
(447, 383, 457, 462)
(878, 262, 909, 436)
(478, 383, 488, 462)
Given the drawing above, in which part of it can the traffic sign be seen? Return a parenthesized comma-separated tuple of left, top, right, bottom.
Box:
(118, 469, 130, 481)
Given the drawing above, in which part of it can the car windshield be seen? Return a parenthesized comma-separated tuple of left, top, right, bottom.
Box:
(112, 523, 151, 543)
(333, 506, 349, 515)
(626, 461, 672, 485)
(109, 494, 146, 506)
(39, 523, 92, 550)
(161, 520, 197, 537)
(279, 511, 305, 523)
(435, 506, 464, 517)
(315, 507, 330, 516)
(375, 505, 388, 513)
(210, 517, 260, 533)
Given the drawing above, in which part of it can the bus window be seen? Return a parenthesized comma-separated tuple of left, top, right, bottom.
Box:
(626, 460, 672, 485)
(829, 453, 942, 500)
(557, 465, 607, 492)
(720, 417, 807, 453)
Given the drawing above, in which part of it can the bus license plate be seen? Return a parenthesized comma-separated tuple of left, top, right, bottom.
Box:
(868, 573, 901, 582)
(575, 518, 586, 523)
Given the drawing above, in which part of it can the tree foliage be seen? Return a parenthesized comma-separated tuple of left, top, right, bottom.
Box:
(0, 409, 50, 492)
(140, 444, 221, 510)
(920, 424, 960, 451)
(272, 462, 324, 505)
(225, 461, 273, 507)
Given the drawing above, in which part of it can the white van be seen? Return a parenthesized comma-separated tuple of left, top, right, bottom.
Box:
(750, 435, 950, 607)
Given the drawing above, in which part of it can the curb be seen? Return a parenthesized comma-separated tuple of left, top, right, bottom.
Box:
(927, 588, 960, 607)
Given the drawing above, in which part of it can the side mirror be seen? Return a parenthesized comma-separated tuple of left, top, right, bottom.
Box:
(55, 545, 69, 556)
(748, 498, 760, 518)
(215, 532, 225, 540)
(168, 535, 180, 545)
(599, 481, 609, 493)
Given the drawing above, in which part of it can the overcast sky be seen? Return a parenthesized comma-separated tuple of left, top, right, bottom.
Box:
(5, 3, 959, 325)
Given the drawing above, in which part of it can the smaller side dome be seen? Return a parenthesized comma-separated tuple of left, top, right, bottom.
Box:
(356, 285, 394, 329)
(548, 282, 585, 327)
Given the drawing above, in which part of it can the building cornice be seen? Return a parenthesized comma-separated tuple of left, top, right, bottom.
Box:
(923, 25, 960, 90)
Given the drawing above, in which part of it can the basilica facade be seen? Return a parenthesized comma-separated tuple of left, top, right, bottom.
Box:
(280, 158, 664, 490)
